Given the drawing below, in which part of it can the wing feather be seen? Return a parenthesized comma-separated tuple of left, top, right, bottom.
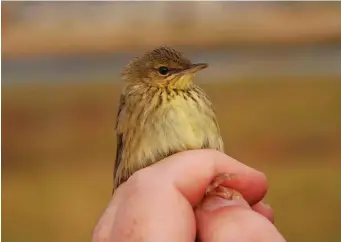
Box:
(113, 94, 125, 191)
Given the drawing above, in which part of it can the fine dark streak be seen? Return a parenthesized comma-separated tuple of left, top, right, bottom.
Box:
(164, 87, 171, 101)
(192, 86, 203, 98)
(166, 86, 171, 96)
(193, 86, 211, 105)
(135, 94, 146, 123)
(182, 91, 188, 100)
(114, 133, 123, 180)
(116, 94, 125, 129)
(155, 92, 163, 110)
(186, 90, 198, 104)
(193, 86, 215, 116)
(152, 88, 163, 111)
(201, 137, 211, 149)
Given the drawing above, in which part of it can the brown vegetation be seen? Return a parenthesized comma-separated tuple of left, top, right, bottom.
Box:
(2, 78, 341, 242)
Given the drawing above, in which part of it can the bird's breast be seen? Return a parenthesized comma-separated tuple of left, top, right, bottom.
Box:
(129, 87, 224, 168)
(115, 85, 224, 187)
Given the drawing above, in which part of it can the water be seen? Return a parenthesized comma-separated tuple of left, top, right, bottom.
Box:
(2, 45, 341, 85)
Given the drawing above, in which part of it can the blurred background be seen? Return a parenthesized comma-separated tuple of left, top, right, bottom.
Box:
(2, 2, 341, 242)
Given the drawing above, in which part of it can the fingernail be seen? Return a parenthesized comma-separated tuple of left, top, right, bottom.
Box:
(200, 196, 249, 211)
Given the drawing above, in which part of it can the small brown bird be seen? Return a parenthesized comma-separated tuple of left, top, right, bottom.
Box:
(113, 46, 232, 198)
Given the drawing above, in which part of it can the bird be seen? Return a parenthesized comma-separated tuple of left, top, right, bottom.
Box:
(113, 46, 233, 199)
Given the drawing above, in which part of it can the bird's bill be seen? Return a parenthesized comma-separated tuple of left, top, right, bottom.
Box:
(167, 63, 208, 83)
(184, 63, 208, 74)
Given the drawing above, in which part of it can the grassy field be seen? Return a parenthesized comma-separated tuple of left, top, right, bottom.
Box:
(2, 77, 341, 242)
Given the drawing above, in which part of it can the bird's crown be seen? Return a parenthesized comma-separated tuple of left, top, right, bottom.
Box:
(122, 46, 191, 83)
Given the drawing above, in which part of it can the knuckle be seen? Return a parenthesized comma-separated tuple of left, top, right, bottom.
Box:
(126, 167, 154, 189)
(91, 225, 108, 242)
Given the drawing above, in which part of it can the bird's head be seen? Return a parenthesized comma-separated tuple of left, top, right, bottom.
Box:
(122, 46, 208, 89)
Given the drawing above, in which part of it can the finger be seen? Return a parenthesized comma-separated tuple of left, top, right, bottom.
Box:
(252, 201, 275, 223)
(91, 193, 121, 242)
(195, 196, 285, 242)
(102, 149, 268, 242)
(107, 174, 196, 242)
(150, 149, 268, 206)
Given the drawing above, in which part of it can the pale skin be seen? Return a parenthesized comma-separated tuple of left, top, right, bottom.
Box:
(92, 150, 286, 242)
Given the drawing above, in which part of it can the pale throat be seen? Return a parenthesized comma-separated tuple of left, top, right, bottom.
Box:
(167, 74, 194, 90)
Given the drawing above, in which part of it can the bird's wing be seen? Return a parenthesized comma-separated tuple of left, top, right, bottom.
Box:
(113, 94, 125, 189)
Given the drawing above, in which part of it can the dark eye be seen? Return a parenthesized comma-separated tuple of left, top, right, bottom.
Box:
(158, 66, 169, 75)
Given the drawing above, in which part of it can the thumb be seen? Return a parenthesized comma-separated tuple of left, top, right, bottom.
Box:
(195, 191, 285, 242)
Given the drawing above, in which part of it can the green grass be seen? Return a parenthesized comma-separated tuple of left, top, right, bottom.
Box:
(2, 77, 341, 242)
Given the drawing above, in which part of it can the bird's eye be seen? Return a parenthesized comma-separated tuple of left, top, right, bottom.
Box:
(158, 66, 169, 75)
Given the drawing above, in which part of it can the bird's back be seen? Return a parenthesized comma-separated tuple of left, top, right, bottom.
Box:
(114, 83, 224, 189)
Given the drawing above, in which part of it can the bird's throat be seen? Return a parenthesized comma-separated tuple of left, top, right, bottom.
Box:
(167, 73, 194, 90)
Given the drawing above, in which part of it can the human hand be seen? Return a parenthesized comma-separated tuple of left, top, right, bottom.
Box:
(92, 149, 285, 242)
